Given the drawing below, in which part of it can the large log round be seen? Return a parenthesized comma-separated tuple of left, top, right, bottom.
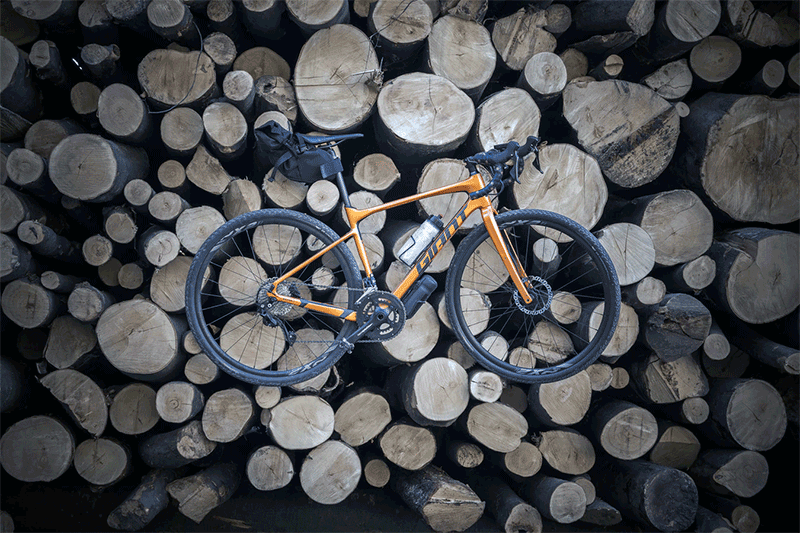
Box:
(137, 49, 218, 110)
(376, 73, 475, 163)
(294, 25, 379, 133)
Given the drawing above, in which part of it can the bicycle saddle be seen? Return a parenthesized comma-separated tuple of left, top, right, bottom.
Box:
(296, 131, 363, 146)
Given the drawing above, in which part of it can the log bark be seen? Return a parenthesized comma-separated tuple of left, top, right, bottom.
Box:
(294, 25, 378, 133)
(49, 134, 149, 202)
(379, 418, 437, 470)
(647, 420, 701, 470)
(719, 315, 799, 374)
(665, 255, 716, 293)
(1, 277, 62, 328)
(139, 420, 217, 468)
(535, 428, 595, 476)
(466, 473, 542, 533)
(528, 370, 592, 426)
(160, 108, 203, 158)
(96, 299, 185, 382)
(460, 402, 527, 453)
(0, 185, 49, 234)
(222, 178, 262, 220)
(138, 49, 218, 110)
(107, 469, 177, 531)
(246, 445, 294, 491)
(639, 293, 712, 361)
(0, 36, 42, 126)
(519, 475, 586, 524)
(0, 234, 36, 282)
(73, 437, 131, 487)
(376, 74, 474, 163)
(573, 0, 655, 37)
(701, 495, 759, 533)
(166, 463, 240, 523)
(286, 0, 349, 36)
(186, 144, 233, 195)
(97, 258, 122, 287)
(5, 147, 57, 201)
(689, 449, 768, 498)
(593, 457, 698, 532)
(579, 498, 622, 527)
(146, 0, 198, 44)
(562, 80, 679, 188)
(445, 440, 483, 468)
(269, 395, 334, 450)
(720, 0, 781, 47)
(491, 8, 556, 71)
(0, 415, 74, 482)
(299, 440, 361, 505)
(17, 220, 80, 263)
(705, 228, 799, 324)
(588, 54, 624, 81)
(742, 59, 785, 95)
(391, 465, 484, 532)
(425, 15, 495, 101)
(40, 369, 108, 436)
(637, 0, 721, 64)
(108, 383, 159, 435)
(702, 378, 787, 451)
(694, 506, 734, 533)
(333, 387, 392, 447)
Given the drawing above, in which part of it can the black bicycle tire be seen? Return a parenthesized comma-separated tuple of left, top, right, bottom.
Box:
(445, 209, 621, 384)
(185, 208, 362, 386)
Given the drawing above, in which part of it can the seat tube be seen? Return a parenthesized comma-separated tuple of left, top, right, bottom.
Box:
(335, 171, 351, 208)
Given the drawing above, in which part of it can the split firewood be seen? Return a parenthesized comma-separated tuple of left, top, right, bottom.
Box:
(43, 314, 94, 369)
(391, 465, 484, 532)
(107, 469, 177, 531)
(647, 420, 700, 470)
(720, 0, 781, 47)
(167, 463, 240, 523)
(108, 383, 159, 436)
(628, 352, 709, 404)
(254, 76, 297, 123)
(0, 415, 75, 482)
(186, 144, 234, 195)
(40, 369, 108, 437)
(491, 8, 556, 71)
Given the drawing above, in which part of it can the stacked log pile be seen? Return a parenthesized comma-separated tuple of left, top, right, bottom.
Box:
(1, 0, 798, 531)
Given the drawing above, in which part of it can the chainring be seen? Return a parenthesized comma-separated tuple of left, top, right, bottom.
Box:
(355, 291, 406, 342)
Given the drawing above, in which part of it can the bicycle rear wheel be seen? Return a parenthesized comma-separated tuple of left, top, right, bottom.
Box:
(185, 209, 362, 386)
(445, 209, 620, 384)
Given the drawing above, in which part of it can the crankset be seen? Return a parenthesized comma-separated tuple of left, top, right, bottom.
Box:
(352, 290, 405, 342)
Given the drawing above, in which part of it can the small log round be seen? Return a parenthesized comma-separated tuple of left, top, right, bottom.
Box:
(175, 206, 226, 254)
(139, 227, 181, 268)
(6, 147, 56, 199)
(98, 258, 122, 288)
(139, 420, 217, 468)
(82, 235, 113, 267)
(160, 107, 203, 157)
(648, 421, 701, 471)
(269, 395, 334, 450)
(666, 254, 716, 292)
(518, 52, 567, 110)
(104, 206, 138, 245)
(468, 88, 540, 154)
(368, 0, 431, 62)
(109, 383, 159, 435)
(254, 76, 297, 123)
(138, 49, 218, 110)
(379, 419, 437, 471)
(184, 353, 220, 385)
(468, 369, 503, 403)
(641, 59, 692, 101)
(253, 386, 281, 409)
(461, 402, 527, 453)
(157, 381, 205, 424)
(621, 276, 666, 309)
(492, 8, 556, 70)
(201, 388, 256, 443)
(334, 387, 392, 447)
(97, 83, 152, 144)
(67, 282, 115, 323)
(520, 476, 586, 524)
(203, 31, 236, 76)
(147, 0, 198, 44)
(536, 428, 595, 476)
(287, 0, 349, 36)
(1, 277, 62, 328)
(352, 153, 400, 197)
(528, 370, 592, 426)
(70, 81, 101, 126)
(391, 357, 469, 427)
(202, 101, 248, 161)
(305, 180, 339, 219)
(73, 437, 131, 487)
(363, 457, 391, 488)
(590, 400, 658, 461)
(247, 445, 294, 491)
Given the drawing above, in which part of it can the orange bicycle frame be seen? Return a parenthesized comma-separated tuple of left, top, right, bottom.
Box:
(265, 171, 534, 320)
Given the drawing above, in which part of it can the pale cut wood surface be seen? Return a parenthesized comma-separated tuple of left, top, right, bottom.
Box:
(157, 381, 204, 423)
(562, 80, 679, 188)
(591, 400, 658, 460)
(202, 388, 256, 443)
(246, 445, 294, 491)
(630, 353, 709, 403)
(138, 49, 217, 108)
(109, 383, 159, 435)
(469, 88, 540, 153)
(689, 449, 768, 498)
(300, 440, 361, 505)
(641, 59, 692, 100)
(417, 158, 491, 231)
(492, 8, 556, 70)
(269, 395, 334, 450)
(375, 301, 439, 364)
(202, 102, 247, 160)
(294, 25, 378, 132)
(117, 263, 146, 290)
(276, 329, 333, 393)
(219, 312, 284, 369)
(379, 419, 437, 470)
(426, 15, 495, 99)
(184, 353, 220, 385)
(151, 256, 209, 313)
(499, 441, 542, 478)
(369, 0, 431, 60)
(186, 144, 233, 195)
(223, 179, 262, 220)
(537, 428, 595, 475)
(43, 315, 96, 369)
(1, 277, 61, 328)
(528, 370, 592, 426)
(287, 0, 348, 33)
(463, 402, 527, 453)
(402, 358, 469, 426)
(73, 438, 130, 486)
(160, 107, 203, 156)
(649, 423, 701, 470)
(334, 389, 392, 447)
(175, 206, 226, 254)
(0, 416, 75, 482)
(97, 83, 150, 142)
(689, 35, 741, 84)
(40, 369, 108, 436)
(594, 223, 654, 286)
(521, 476, 586, 524)
(512, 143, 607, 235)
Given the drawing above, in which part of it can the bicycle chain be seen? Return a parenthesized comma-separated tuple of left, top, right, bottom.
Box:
(267, 280, 390, 343)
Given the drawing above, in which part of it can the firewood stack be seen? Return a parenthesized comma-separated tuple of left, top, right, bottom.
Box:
(1, 0, 798, 531)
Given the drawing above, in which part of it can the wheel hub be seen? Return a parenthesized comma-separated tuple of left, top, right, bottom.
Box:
(513, 276, 552, 316)
(257, 279, 298, 318)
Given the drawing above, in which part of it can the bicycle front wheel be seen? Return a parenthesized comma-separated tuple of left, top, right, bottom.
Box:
(185, 209, 362, 386)
(445, 209, 620, 384)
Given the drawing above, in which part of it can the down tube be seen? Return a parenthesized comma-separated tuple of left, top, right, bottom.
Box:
(393, 199, 482, 299)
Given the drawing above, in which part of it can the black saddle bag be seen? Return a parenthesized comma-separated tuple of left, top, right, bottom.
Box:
(254, 120, 343, 184)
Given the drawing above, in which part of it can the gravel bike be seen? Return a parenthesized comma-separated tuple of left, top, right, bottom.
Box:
(185, 129, 620, 386)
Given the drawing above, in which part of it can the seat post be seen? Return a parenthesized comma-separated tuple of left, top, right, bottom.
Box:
(335, 171, 351, 208)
